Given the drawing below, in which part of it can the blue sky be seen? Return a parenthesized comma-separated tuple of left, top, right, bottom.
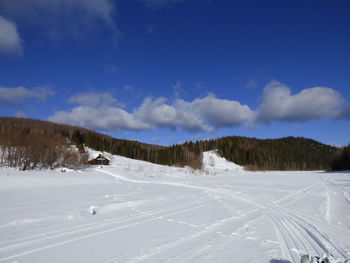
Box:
(0, 0, 349, 146)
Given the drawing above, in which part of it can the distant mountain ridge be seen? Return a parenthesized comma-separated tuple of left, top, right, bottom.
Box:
(0, 117, 338, 170)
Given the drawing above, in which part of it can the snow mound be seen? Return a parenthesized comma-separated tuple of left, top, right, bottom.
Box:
(202, 150, 243, 172)
(88, 205, 97, 215)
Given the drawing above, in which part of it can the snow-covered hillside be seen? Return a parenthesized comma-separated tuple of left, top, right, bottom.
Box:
(202, 150, 243, 174)
(0, 152, 349, 263)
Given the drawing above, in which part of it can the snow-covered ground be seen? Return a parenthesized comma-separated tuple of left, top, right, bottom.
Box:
(0, 151, 350, 263)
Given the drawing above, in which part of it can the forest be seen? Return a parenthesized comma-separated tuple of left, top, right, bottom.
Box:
(0, 117, 344, 171)
(330, 144, 350, 171)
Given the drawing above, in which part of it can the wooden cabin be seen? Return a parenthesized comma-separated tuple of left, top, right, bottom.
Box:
(87, 154, 110, 165)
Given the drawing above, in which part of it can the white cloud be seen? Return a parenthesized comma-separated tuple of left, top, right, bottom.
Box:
(0, 86, 53, 107)
(188, 95, 254, 127)
(48, 82, 348, 133)
(134, 97, 212, 132)
(50, 92, 254, 132)
(137, 95, 254, 132)
(257, 80, 346, 123)
(0, 0, 117, 41)
(49, 106, 150, 132)
(135, 97, 177, 127)
(0, 16, 22, 55)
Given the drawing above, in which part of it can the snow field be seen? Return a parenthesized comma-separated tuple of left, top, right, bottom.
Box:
(0, 151, 349, 263)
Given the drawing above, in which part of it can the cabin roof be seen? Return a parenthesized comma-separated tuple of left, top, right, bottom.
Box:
(89, 153, 111, 161)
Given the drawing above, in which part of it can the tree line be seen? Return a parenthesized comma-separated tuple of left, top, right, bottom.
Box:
(330, 144, 350, 171)
(0, 117, 341, 170)
(0, 117, 88, 169)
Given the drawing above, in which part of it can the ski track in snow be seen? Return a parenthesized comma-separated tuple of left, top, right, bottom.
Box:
(97, 168, 350, 263)
(0, 199, 211, 262)
(0, 151, 349, 263)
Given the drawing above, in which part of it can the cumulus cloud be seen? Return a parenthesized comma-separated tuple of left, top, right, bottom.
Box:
(0, 0, 117, 41)
(0, 86, 53, 107)
(48, 82, 348, 133)
(257, 80, 346, 123)
(0, 16, 22, 55)
(136, 95, 254, 132)
(49, 93, 253, 132)
(188, 95, 254, 127)
(133, 97, 211, 132)
(49, 106, 150, 132)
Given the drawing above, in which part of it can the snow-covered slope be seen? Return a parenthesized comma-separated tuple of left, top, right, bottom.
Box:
(202, 150, 243, 173)
(86, 148, 243, 177)
(85, 147, 201, 178)
(0, 152, 350, 263)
